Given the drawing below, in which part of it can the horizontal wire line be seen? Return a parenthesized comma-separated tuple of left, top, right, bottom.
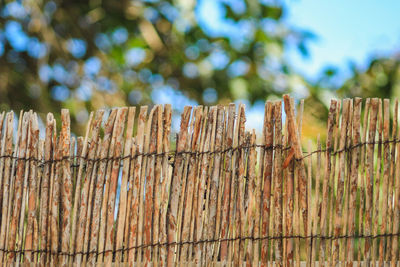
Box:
(0, 139, 399, 167)
(3, 232, 400, 257)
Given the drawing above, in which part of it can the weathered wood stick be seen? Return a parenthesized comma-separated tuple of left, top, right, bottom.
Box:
(387, 99, 397, 262)
(25, 113, 39, 262)
(194, 107, 213, 264)
(261, 101, 274, 266)
(364, 98, 379, 265)
(246, 129, 257, 266)
(391, 100, 400, 266)
(75, 110, 104, 264)
(180, 106, 203, 261)
(7, 112, 29, 263)
(82, 136, 104, 263)
(273, 101, 283, 267)
(357, 98, 370, 266)
(143, 106, 158, 265)
(16, 111, 33, 263)
(0, 112, 14, 262)
(127, 106, 147, 263)
(220, 104, 236, 261)
(60, 109, 72, 265)
(104, 107, 127, 264)
(69, 111, 94, 256)
(166, 106, 192, 266)
(346, 98, 362, 266)
(319, 100, 337, 266)
(158, 104, 172, 265)
(115, 106, 136, 262)
(332, 99, 350, 264)
(87, 109, 117, 264)
(283, 95, 308, 267)
(378, 99, 390, 265)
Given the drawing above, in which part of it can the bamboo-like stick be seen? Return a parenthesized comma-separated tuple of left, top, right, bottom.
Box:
(152, 105, 164, 264)
(219, 104, 236, 261)
(226, 105, 238, 267)
(311, 135, 321, 267)
(59, 109, 72, 265)
(318, 100, 337, 266)
(137, 106, 155, 264)
(194, 107, 213, 264)
(282, 123, 287, 267)
(0, 111, 6, 241)
(235, 104, 247, 265)
(273, 101, 283, 266)
(176, 106, 196, 263)
(0, 112, 13, 262)
(25, 113, 39, 262)
(16, 111, 33, 263)
(180, 106, 203, 261)
(35, 138, 45, 261)
(327, 100, 341, 267)
(97, 109, 123, 263)
(261, 101, 274, 266)
(371, 100, 383, 266)
(341, 99, 353, 263)
(201, 107, 218, 266)
(87, 109, 118, 264)
(4, 111, 24, 259)
(124, 136, 136, 261)
(166, 106, 192, 266)
(82, 136, 104, 263)
(306, 139, 313, 267)
(284, 112, 294, 267)
(188, 106, 207, 263)
(115, 107, 135, 262)
(205, 105, 223, 264)
(332, 99, 350, 264)
(50, 130, 62, 264)
(75, 110, 104, 264)
(364, 98, 379, 265)
(127, 106, 147, 263)
(378, 99, 390, 265)
(387, 99, 397, 262)
(391, 101, 400, 266)
(7, 112, 29, 263)
(246, 129, 257, 266)
(283, 95, 308, 267)
(346, 98, 362, 266)
(357, 98, 370, 266)
(45, 117, 56, 264)
(104, 107, 127, 264)
(216, 108, 228, 263)
(158, 104, 172, 265)
(294, 98, 302, 267)
(142, 106, 158, 265)
(69, 111, 94, 257)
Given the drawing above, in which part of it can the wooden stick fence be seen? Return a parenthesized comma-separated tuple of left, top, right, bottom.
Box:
(0, 95, 400, 265)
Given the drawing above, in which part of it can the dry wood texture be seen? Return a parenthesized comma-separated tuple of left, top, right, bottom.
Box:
(0, 95, 399, 264)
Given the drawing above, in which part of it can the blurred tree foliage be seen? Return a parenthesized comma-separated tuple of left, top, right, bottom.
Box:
(0, 0, 313, 133)
(300, 54, 400, 144)
(337, 55, 400, 100)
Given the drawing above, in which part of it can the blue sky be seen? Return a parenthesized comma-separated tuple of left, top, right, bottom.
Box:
(197, 0, 400, 85)
(196, 0, 400, 132)
(285, 0, 400, 83)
